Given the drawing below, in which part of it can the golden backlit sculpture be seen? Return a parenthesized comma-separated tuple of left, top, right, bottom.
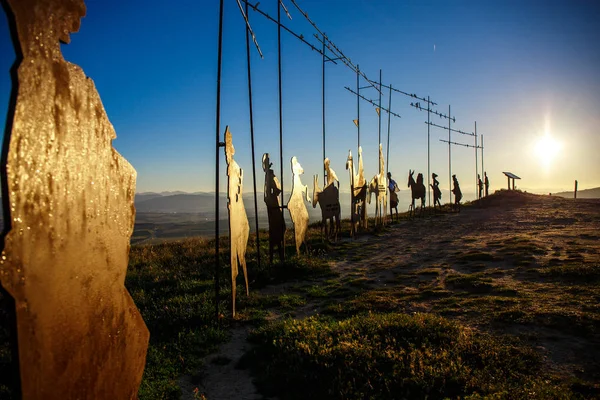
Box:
(0, 0, 149, 398)
(262, 153, 285, 264)
(368, 144, 388, 226)
(225, 127, 249, 317)
(312, 158, 341, 241)
(345, 147, 368, 236)
(288, 156, 310, 255)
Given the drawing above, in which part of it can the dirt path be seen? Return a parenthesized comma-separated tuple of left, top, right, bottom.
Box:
(179, 326, 265, 400)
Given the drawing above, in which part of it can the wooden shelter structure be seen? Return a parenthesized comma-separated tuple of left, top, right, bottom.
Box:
(502, 171, 521, 190)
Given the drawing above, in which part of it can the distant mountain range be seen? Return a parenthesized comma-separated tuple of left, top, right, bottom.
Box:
(553, 187, 600, 199)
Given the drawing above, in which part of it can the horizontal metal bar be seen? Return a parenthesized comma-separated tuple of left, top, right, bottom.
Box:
(380, 83, 436, 105)
(242, 0, 338, 63)
(345, 87, 401, 118)
(439, 139, 482, 149)
(426, 121, 475, 136)
(411, 103, 454, 120)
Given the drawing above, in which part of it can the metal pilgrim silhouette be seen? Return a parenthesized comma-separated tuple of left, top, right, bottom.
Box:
(452, 174, 463, 211)
(0, 0, 149, 397)
(408, 170, 426, 217)
(387, 172, 400, 221)
(312, 158, 341, 241)
(431, 173, 443, 210)
(225, 127, 250, 317)
(346, 147, 368, 235)
(368, 144, 388, 226)
(262, 153, 285, 264)
(288, 156, 310, 254)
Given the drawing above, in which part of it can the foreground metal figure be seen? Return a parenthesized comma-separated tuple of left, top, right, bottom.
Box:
(225, 127, 250, 316)
(0, 0, 149, 398)
(288, 156, 310, 254)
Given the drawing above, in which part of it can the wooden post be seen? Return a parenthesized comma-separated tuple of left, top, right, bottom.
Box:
(574, 180, 578, 199)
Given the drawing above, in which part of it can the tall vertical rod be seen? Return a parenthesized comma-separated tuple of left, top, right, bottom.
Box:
(277, 0, 285, 260)
(475, 121, 478, 199)
(481, 134, 484, 179)
(378, 69, 382, 146)
(245, 1, 260, 269)
(322, 33, 326, 185)
(385, 84, 392, 178)
(356, 64, 360, 149)
(427, 96, 431, 207)
(214, 0, 225, 320)
(448, 104, 452, 204)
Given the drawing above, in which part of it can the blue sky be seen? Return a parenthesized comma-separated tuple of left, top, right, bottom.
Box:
(1, 0, 599, 199)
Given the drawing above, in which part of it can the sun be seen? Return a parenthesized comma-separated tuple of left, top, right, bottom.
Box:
(534, 134, 561, 167)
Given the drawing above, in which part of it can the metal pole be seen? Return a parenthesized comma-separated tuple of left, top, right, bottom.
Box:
(277, 0, 285, 260)
(386, 84, 392, 178)
(214, 0, 225, 320)
(357, 64, 360, 149)
(448, 104, 452, 204)
(245, 1, 260, 269)
(427, 96, 431, 207)
(322, 33, 326, 186)
(481, 134, 484, 180)
(378, 69, 382, 146)
(475, 121, 478, 199)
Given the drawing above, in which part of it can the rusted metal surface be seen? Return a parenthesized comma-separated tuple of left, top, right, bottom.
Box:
(225, 127, 250, 316)
(0, 0, 149, 397)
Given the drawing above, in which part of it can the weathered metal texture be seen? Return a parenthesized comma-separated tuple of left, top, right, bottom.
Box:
(225, 127, 250, 317)
(0, 0, 149, 398)
(288, 157, 309, 254)
(367, 144, 388, 226)
(262, 153, 285, 264)
(312, 158, 341, 241)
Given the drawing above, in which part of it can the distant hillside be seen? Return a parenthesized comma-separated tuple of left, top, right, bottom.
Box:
(135, 193, 221, 214)
(553, 187, 600, 199)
